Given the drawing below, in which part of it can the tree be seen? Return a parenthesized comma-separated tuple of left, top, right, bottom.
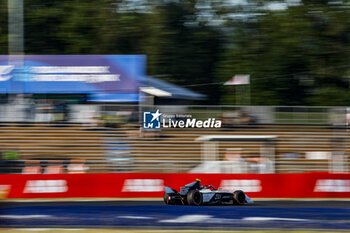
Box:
(24, 0, 67, 54)
(0, 0, 7, 54)
(7, 0, 350, 106)
(216, 2, 350, 105)
(143, 0, 224, 103)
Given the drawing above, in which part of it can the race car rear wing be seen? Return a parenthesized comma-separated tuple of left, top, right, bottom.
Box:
(164, 187, 177, 194)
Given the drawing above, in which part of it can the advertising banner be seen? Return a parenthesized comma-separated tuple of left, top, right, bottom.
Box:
(0, 55, 141, 95)
(0, 173, 349, 199)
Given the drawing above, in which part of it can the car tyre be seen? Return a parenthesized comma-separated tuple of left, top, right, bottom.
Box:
(233, 190, 246, 205)
(187, 190, 203, 206)
(164, 192, 174, 205)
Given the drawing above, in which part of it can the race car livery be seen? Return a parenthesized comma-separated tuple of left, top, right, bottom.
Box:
(163, 179, 254, 206)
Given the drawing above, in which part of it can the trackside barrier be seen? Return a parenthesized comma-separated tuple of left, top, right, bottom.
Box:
(0, 172, 349, 198)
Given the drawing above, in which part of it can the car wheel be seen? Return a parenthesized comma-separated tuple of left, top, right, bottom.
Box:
(187, 190, 203, 206)
(233, 190, 246, 205)
(164, 192, 174, 205)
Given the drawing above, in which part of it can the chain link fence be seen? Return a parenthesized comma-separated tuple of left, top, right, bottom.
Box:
(0, 104, 349, 174)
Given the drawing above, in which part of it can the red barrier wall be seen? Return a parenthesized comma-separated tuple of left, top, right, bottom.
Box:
(0, 173, 349, 198)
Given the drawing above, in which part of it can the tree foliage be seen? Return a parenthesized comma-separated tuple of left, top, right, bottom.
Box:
(1, 0, 350, 105)
(0, 0, 7, 52)
(217, 1, 350, 105)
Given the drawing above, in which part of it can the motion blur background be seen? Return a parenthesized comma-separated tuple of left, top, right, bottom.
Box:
(0, 0, 350, 175)
(1, 0, 350, 232)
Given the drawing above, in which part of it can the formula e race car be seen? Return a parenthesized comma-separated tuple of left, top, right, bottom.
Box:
(163, 179, 253, 206)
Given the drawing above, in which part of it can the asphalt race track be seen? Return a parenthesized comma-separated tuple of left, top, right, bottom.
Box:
(1, 200, 350, 230)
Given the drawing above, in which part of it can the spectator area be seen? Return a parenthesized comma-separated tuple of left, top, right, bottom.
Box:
(0, 123, 349, 173)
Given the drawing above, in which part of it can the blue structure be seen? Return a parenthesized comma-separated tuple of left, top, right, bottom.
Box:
(0, 55, 205, 102)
